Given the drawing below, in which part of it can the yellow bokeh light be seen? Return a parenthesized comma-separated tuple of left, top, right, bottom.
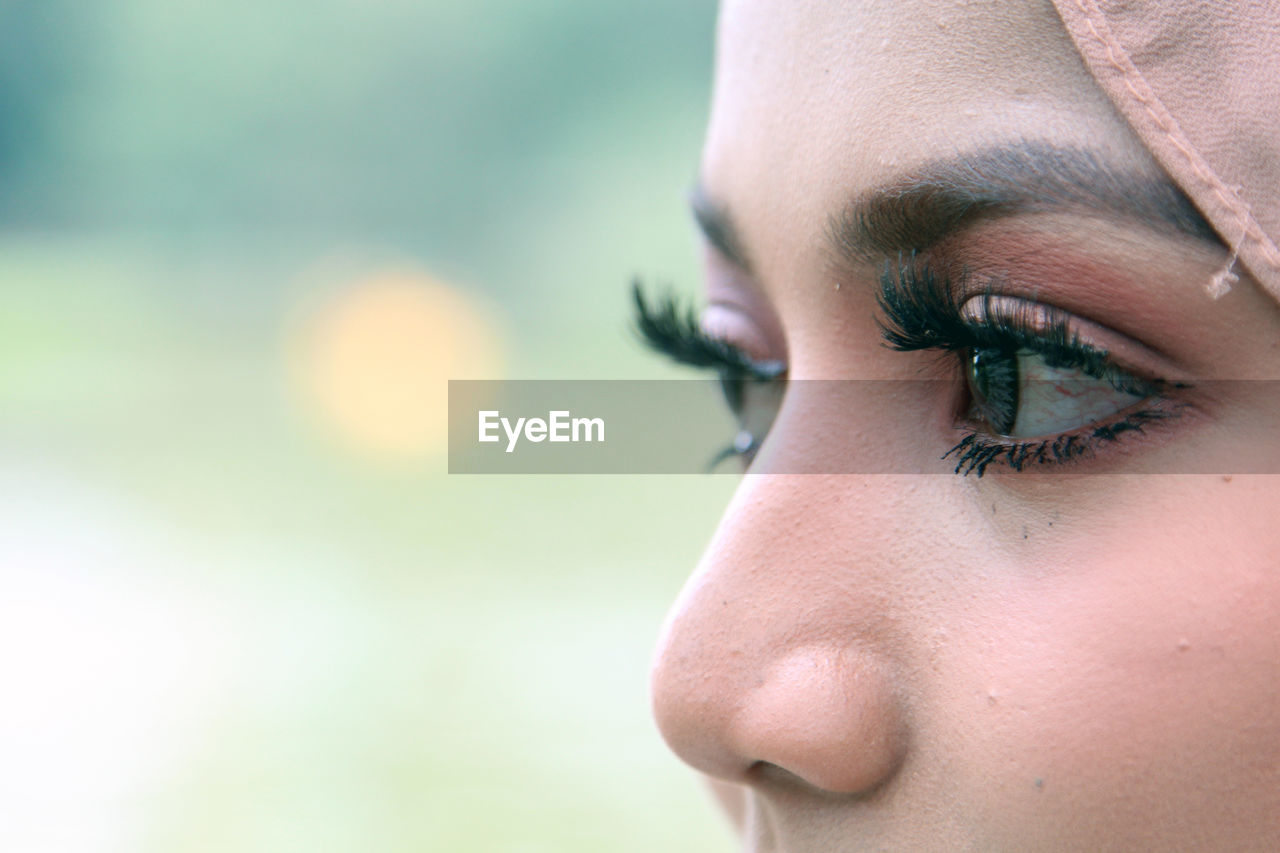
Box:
(294, 269, 504, 458)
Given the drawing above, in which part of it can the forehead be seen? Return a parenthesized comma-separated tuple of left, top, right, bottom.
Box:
(701, 0, 1156, 276)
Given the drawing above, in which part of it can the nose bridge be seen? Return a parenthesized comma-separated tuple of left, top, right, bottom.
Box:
(650, 473, 909, 796)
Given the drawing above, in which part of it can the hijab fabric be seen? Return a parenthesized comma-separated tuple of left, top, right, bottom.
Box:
(1050, 0, 1280, 300)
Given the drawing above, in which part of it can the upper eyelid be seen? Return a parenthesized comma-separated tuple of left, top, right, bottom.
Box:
(631, 281, 786, 379)
(700, 299, 788, 367)
(960, 293, 1188, 386)
(876, 260, 1179, 378)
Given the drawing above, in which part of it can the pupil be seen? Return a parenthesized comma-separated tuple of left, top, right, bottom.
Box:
(967, 348, 1019, 435)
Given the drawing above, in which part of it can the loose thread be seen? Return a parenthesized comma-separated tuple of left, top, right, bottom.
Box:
(1207, 251, 1239, 300)
(1207, 186, 1246, 300)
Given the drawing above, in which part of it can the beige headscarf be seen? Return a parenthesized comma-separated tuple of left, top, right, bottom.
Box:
(1050, 0, 1280, 300)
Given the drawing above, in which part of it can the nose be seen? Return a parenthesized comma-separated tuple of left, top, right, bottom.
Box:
(650, 474, 909, 796)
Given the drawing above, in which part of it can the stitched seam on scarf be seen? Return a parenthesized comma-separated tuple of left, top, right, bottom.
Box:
(1069, 0, 1280, 272)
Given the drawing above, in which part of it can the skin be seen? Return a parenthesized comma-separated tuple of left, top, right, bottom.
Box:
(648, 1, 1280, 850)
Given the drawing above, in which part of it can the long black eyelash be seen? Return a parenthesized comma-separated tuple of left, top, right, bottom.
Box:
(943, 407, 1177, 476)
(630, 279, 784, 380)
(875, 257, 973, 353)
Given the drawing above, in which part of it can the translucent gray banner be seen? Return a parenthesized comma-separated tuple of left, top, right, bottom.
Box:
(448, 380, 1280, 475)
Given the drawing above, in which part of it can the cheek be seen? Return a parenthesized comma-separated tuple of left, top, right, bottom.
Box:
(929, 478, 1280, 844)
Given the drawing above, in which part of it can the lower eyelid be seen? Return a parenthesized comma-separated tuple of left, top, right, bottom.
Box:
(947, 395, 1195, 476)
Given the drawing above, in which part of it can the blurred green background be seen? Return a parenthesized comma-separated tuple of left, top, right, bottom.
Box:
(0, 2, 739, 851)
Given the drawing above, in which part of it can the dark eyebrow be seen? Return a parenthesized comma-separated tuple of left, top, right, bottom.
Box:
(689, 184, 753, 272)
(829, 141, 1221, 265)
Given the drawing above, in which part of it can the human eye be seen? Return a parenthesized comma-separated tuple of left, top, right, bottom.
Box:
(876, 258, 1183, 476)
(630, 281, 786, 469)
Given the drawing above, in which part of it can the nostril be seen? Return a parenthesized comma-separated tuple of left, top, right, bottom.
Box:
(727, 646, 907, 796)
(653, 628, 910, 797)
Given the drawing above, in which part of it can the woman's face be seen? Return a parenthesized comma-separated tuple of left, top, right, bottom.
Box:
(649, 0, 1280, 849)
